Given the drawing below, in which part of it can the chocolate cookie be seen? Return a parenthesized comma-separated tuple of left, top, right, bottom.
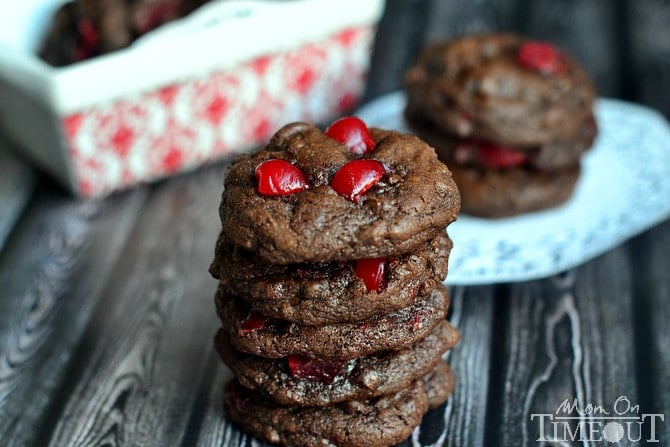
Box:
(223, 374, 430, 447)
(405, 107, 597, 172)
(39, 0, 210, 66)
(404, 33, 596, 148)
(423, 361, 456, 410)
(451, 163, 581, 218)
(216, 320, 459, 406)
(217, 284, 450, 360)
(219, 122, 460, 264)
(210, 231, 452, 325)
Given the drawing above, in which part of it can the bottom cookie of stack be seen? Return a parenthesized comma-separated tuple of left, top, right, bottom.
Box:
(223, 362, 455, 447)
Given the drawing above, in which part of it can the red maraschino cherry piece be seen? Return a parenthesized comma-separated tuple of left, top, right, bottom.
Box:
(355, 258, 388, 292)
(412, 311, 427, 331)
(239, 310, 268, 333)
(254, 159, 309, 196)
(478, 142, 527, 168)
(517, 41, 567, 75)
(455, 140, 527, 169)
(325, 116, 376, 155)
(287, 355, 345, 384)
(330, 159, 385, 203)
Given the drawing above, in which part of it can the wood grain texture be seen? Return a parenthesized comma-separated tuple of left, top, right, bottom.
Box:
(396, 285, 497, 447)
(0, 185, 147, 446)
(40, 163, 227, 447)
(0, 142, 37, 251)
(425, 0, 520, 41)
(441, 286, 495, 447)
(487, 246, 641, 446)
(363, 0, 433, 102)
(625, 0, 670, 117)
(629, 219, 670, 443)
(191, 357, 243, 447)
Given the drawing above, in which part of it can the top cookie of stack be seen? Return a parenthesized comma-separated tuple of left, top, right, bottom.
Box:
(218, 120, 460, 264)
(210, 118, 461, 447)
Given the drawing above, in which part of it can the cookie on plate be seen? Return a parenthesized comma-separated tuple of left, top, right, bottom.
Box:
(223, 365, 454, 447)
(405, 33, 597, 217)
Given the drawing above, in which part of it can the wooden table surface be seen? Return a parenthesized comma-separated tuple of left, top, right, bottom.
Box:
(1, 1, 669, 446)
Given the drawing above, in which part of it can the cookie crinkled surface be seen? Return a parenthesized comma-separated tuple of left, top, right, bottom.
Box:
(219, 122, 460, 264)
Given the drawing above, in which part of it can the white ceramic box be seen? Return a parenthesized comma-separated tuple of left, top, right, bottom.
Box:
(0, 0, 384, 197)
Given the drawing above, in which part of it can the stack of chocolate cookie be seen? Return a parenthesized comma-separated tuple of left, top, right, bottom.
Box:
(405, 33, 597, 218)
(210, 118, 461, 446)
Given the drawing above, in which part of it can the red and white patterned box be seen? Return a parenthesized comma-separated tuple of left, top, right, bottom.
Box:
(0, 0, 384, 197)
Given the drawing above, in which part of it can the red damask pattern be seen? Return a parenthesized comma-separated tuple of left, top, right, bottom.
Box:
(64, 26, 373, 197)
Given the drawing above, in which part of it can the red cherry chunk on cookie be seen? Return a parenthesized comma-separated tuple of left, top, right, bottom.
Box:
(255, 159, 309, 196)
(455, 140, 527, 169)
(325, 116, 376, 155)
(287, 355, 346, 384)
(478, 142, 527, 168)
(517, 41, 567, 75)
(412, 311, 428, 331)
(330, 159, 385, 203)
(239, 310, 269, 333)
(355, 258, 388, 292)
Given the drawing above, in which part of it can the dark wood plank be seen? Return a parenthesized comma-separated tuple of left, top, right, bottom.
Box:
(192, 359, 246, 447)
(0, 186, 147, 446)
(41, 163, 226, 446)
(0, 141, 38, 251)
(629, 218, 670, 443)
(487, 246, 641, 446)
(363, 0, 433, 101)
(443, 286, 495, 447)
(425, 0, 521, 41)
(625, 0, 670, 117)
